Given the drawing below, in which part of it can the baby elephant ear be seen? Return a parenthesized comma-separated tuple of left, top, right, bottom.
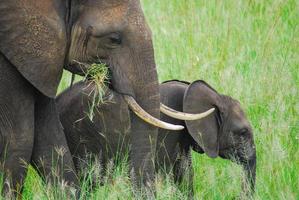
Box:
(0, 0, 67, 97)
(183, 80, 221, 158)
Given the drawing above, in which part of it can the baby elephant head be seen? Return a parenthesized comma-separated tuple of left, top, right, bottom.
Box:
(183, 80, 256, 194)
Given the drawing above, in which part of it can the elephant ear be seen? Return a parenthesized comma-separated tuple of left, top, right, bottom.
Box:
(183, 80, 222, 158)
(0, 0, 67, 97)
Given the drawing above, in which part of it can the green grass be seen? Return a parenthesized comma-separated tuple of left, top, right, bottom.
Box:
(145, 1, 299, 198)
(83, 63, 110, 121)
(5, 0, 299, 199)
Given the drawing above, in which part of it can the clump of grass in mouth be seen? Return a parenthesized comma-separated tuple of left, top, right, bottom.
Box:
(84, 63, 110, 121)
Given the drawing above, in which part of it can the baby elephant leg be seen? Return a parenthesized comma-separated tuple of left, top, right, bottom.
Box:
(30, 93, 78, 189)
(173, 151, 194, 198)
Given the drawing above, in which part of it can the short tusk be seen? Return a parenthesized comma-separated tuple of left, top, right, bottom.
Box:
(160, 103, 215, 120)
(124, 95, 184, 131)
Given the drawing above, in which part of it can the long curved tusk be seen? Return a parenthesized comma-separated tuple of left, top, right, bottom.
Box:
(123, 95, 184, 131)
(160, 103, 215, 120)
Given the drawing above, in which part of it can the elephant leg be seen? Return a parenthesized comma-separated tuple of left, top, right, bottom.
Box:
(30, 93, 78, 188)
(174, 150, 194, 198)
(0, 54, 35, 195)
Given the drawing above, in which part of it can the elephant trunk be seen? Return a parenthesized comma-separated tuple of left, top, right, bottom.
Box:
(241, 147, 256, 197)
(110, 44, 160, 188)
(130, 85, 159, 188)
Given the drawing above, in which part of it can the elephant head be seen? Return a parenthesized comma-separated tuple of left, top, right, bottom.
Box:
(183, 80, 256, 194)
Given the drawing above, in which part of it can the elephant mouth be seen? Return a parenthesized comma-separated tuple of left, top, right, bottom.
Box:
(219, 147, 248, 162)
(219, 147, 236, 159)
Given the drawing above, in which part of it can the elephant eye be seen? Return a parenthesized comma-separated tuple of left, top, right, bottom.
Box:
(108, 32, 122, 45)
(238, 128, 248, 135)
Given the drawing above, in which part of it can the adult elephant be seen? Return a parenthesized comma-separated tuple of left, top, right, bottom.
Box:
(0, 0, 182, 192)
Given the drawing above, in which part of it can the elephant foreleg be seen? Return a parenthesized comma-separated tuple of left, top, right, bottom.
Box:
(30, 94, 78, 189)
(0, 104, 35, 196)
(0, 53, 35, 196)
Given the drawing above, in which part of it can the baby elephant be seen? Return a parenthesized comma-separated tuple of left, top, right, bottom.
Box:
(56, 80, 256, 196)
(157, 80, 256, 196)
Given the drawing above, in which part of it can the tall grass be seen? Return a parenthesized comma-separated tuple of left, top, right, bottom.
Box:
(4, 0, 298, 199)
(143, 1, 298, 199)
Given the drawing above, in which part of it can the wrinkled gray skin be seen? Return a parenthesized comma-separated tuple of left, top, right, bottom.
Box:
(57, 80, 256, 197)
(0, 0, 159, 192)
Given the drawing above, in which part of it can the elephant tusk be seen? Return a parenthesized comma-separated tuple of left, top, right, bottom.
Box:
(124, 95, 184, 131)
(160, 103, 215, 120)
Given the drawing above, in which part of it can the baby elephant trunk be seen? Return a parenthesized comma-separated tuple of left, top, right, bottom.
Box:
(241, 148, 256, 197)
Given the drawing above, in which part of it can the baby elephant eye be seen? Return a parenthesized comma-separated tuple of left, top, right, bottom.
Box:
(239, 128, 248, 135)
(233, 128, 248, 136)
(109, 33, 122, 45)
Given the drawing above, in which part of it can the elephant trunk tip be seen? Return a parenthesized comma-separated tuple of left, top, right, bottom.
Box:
(241, 152, 256, 197)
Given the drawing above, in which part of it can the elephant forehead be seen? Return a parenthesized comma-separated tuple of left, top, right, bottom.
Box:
(230, 105, 251, 128)
(86, 2, 127, 17)
(83, 3, 129, 30)
(85, 0, 130, 7)
(231, 104, 247, 120)
(232, 104, 243, 117)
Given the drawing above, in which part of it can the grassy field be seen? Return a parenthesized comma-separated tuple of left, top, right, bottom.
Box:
(5, 0, 299, 199)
